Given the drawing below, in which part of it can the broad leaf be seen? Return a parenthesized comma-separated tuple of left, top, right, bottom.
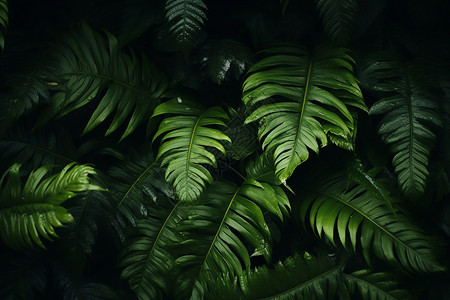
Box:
(299, 168, 444, 273)
(243, 44, 366, 181)
(369, 59, 442, 196)
(0, 163, 102, 249)
(152, 98, 231, 202)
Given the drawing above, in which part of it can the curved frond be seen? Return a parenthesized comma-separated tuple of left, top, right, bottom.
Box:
(368, 60, 442, 196)
(314, 0, 358, 43)
(0, 0, 7, 51)
(0, 163, 102, 249)
(243, 45, 366, 181)
(174, 179, 282, 298)
(344, 269, 411, 300)
(245, 152, 291, 214)
(120, 201, 185, 300)
(299, 168, 444, 273)
(165, 0, 207, 49)
(40, 22, 167, 140)
(152, 99, 231, 202)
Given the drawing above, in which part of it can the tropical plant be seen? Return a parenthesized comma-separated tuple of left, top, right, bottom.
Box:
(1, 0, 449, 299)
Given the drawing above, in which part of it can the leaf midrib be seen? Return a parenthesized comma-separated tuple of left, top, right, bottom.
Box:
(62, 71, 154, 99)
(183, 115, 202, 199)
(285, 61, 312, 176)
(117, 161, 157, 208)
(138, 202, 180, 288)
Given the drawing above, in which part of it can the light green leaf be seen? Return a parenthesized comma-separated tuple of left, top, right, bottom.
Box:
(0, 163, 102, 249)
(152, 99, 230, 202)
(242, 44, 366, 181)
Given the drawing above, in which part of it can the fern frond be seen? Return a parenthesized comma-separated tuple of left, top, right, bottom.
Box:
(39, 22, 167, 140)
(120, 200, 185, 300)
(205, 253, 343, 300)
(165, 0, 207, 49)
(107, 149, 171, 225)
(0, 0, 7, 51)
(0, 125, 77, 173)
(152, 98, 231, 202)
(368, 59, 442, 196)
(0, 163, 102, 249)
(344, 269, 411, 300)
(299, 168, 444, 273)
(243, 44, 366, 181)
(314, 0, 358, 43)
(174, 179, 283, 298)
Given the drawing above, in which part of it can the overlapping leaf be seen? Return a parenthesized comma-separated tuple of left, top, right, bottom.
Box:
(0, 163, 102, 249)
(40, 22, 167, 140)
(368, 59, 442, 196)
(205, 253, 342, 300)
(165, 0, 207, 49)
(243, 45, 366, 181)
(299, 167, 444, 273)
(152, 99, 231, 202)
(174, 179, 283, 298)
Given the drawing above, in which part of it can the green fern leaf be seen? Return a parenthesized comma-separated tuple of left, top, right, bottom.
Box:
(344, 269, 411, 300)
(314, 0, 358, 43)
(205, 253, 343, 300)
(152, 98, 231, 202)
(174, 179, 282, 298)
(120, 200, 184, 300)
(245, 152, 291, 215)
(0, 0, 7, 51)
(165, 0, 207, 49)
(299, 169, 444, 273)
(369, 60, 441, 196)
(107, 149, 172, 225)
(243, 45, 366, 181)
(0, 163, 102, 249)
(40, 22, 167, 140)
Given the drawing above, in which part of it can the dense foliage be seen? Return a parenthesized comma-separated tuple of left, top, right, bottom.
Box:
(1, 0, 449, 299)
